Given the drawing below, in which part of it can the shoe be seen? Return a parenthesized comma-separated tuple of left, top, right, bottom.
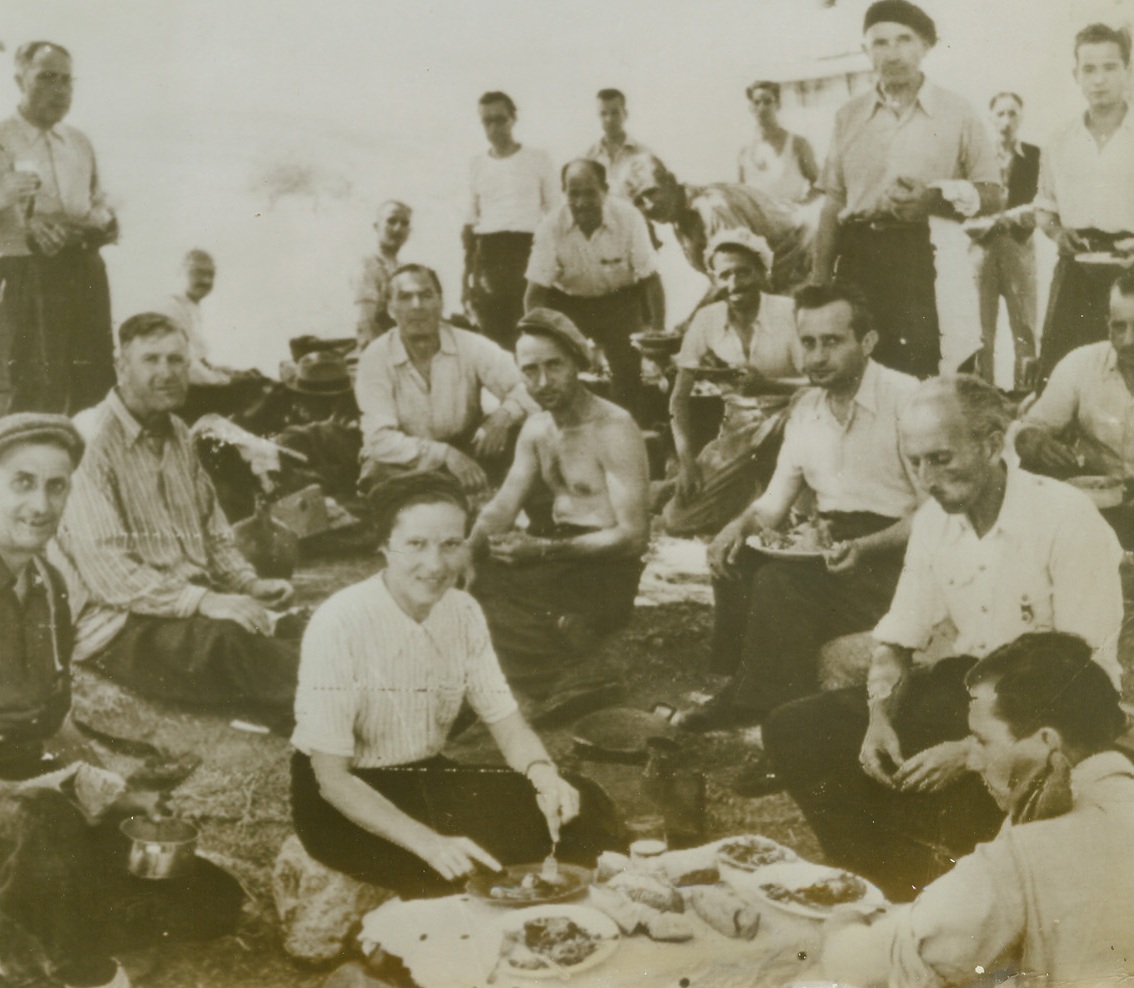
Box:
(676, 695, 754, 733)
(730, 754, 784, 798)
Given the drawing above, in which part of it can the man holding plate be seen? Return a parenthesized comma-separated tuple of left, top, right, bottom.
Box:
(680, 282, 919, 733)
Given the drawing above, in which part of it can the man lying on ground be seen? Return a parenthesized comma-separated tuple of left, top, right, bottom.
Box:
(664, 228, 802, 537)
(0, 413, 242, 988)
(355, 263, 536, 496)
(821, 631, 1134, 988)
(51, 312, 299, 732)
(680, 283, 918, 732)
(763, 374, 1123, 901)
(468, 308, 650, 697)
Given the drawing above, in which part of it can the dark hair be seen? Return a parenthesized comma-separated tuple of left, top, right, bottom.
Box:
(745, 80, 781, 104)
(597, 88, 626, 105)
(1075, 23, 1132, 66)
(793, 282, 876, 341)
(479, 91, 517, 116)
(117, 312, 184, 349)
(1112, 268, 1134, 299)
(183, 248, 214, 267)
(390, 263, 443, 297)
(561, 158, 607, 191)
(369, 472, 469, 546)
(15, 41, 72, 72)
(966, 633, 1126, 752)
(989, 91, 1024, 110)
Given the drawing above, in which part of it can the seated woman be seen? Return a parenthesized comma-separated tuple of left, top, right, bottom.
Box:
(289, 472, 620, 899)
(664, 228, 804, 537)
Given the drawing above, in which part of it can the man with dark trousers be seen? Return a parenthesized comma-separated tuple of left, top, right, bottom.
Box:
(964, 92, 1041, 389)
(811, 1, 1001, 378)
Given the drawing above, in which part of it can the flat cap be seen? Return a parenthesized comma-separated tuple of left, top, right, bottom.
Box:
(864, 0, 937, 45)
(704, 228, 775, 274)
(517, 308, 594, 370)
(0, 413, 84, 465)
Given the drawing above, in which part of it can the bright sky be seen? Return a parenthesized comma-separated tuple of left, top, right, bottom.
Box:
(2, 0, 1131, 369)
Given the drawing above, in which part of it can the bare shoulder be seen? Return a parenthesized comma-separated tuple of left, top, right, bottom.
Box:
(588, 398, 647, 453)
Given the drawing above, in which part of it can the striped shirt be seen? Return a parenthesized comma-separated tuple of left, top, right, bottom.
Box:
(291, 575, 518, 767)
(51, 389, 256, 661)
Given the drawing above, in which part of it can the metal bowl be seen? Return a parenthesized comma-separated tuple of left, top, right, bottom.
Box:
(121, 815, 199, 880)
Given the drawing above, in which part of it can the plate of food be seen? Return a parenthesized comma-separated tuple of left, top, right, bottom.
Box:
(716, 834, 798, 873)
(1067, 474, 1124, 510)
(492, 905, 619, 979)
(749, 862, 885, 921)
(745, 521, 833, 560)
(630, 331, 683, 356)
(467, 863, 592, 907)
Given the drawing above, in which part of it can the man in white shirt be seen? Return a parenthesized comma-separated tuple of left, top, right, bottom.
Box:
(1035, 23, 1134, 384)
(822, 632, 1134, 988)
(461, 91, 558, 351)
(763, 374, 1123, 901)
(525, 159, 663, 420)
(582, 89, 654, 199)
(0, 41, 117, 414)
(355, 264, 534, 494)
(681, 283, 918, 733)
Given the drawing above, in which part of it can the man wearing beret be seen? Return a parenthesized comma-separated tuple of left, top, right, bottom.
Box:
(469, 308, 650, 697)
(811, 0, 1002, 378)
(0, 412, 243, 988)
(51, 312, 300, 731)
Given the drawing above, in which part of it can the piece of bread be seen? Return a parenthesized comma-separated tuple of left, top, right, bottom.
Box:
(595, 851, 632, 882)
(606, 871, 684, 913)
(688, 885, 762, 940)
(643, 909, 695, 943)
(588, 885, 643, 935)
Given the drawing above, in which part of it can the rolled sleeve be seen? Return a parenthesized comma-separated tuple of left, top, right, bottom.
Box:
(524, 216, 559, 287)
(873, 512, 947, 651)
(1020, 354, 1080, 434)
(1033, 141, 1059, 217)
(291, 608, 360, 759)
(674, 312, 711, 370)
(960, 111, 1001, 186)
(817, 113, 848, 205)
(628, 209, 657, 279)
(470, 334, 530, 414)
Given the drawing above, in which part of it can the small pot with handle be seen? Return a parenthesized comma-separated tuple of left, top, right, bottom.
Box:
(121, 815, 198, 880)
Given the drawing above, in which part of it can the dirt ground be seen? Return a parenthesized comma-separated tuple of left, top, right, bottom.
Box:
(71, 536, 823, 988)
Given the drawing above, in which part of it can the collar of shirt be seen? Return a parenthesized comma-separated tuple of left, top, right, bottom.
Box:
(371, 571, 460, 655)
(817, 358, 882, 428)
(1071, 750, 1134, 796)
(1076, 101, 1134, 141)
(565, 199, 616, 235)
(9, 109, 65, 146)
(1102, 344, 1121, 376)
(587, 135, 644, 160)
(0, 555, 19, 596)
(941, 462, 1027, 544)
(388, 323, 459, 367)
(871, 76, 940, 120)
(105, 388, 177, 448)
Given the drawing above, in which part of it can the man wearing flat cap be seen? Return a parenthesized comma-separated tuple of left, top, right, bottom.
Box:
(811, 0, 1002, 378)
(665, 228, 803, 537)
(469, 308, 650, 697)
(525, 158, 664, 422)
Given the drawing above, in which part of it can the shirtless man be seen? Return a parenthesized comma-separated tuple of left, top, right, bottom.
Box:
(469, 307, 650, 696)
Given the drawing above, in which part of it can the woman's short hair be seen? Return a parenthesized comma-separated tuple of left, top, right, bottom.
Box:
(369, 472, 469, 545)
(965, 632, 1127, 752)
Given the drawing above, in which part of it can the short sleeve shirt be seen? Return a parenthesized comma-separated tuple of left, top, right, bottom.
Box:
(525, 198, 656, 297)
(675, 296, 800, 379)
(292, 576, 518, 767)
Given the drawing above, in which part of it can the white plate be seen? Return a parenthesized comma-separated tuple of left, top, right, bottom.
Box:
(496, 904, 619, 979)
(744, 535, 827, 561)
(715, 835, 798, 873)
(745, 861, 885, 921)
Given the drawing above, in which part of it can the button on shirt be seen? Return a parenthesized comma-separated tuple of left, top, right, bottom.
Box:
(51, 389, 258, 662)
(0, 113, 107, 256)
(819, 81, 999, 219)
(468, 147, 559, 235)
(824, 751, 1134, 988)
(874, 468, 1123, 685)
(1034, 106, 1134, 233)
(757, 360, 920, 519)
(1021, 341, 1134, 481)
(355, 323, 535, 470)
(525, 198, 656, 298)
(0, 556, 71, 746)
(291, 575, 518, 767)
(675, 295, 800, 380)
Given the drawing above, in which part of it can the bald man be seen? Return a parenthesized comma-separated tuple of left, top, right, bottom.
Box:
(525, 158, 663, 420)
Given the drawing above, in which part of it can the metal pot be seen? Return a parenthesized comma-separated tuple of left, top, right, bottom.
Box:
(121, 815, 198, 880)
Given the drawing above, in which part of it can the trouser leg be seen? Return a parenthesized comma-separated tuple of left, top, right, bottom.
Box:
(972, 239, 1001, 383)
(1037, 256, 1110, 387)
(1000, 238, 1037, 388)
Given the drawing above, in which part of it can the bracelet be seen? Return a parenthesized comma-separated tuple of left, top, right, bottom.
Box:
(523, 758, 553, 779)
